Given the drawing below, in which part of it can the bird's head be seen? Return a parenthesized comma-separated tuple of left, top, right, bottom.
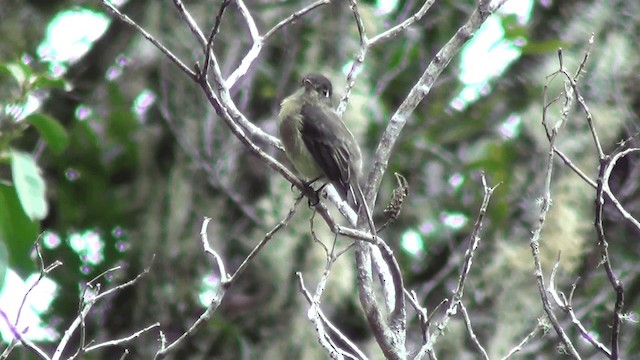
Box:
(301, 73, 333, 104)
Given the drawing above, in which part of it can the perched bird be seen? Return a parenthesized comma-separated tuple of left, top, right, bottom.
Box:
(278, 73, 375, 235)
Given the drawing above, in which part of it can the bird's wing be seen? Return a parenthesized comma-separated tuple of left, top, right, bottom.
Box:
(299, 103, 354, 198)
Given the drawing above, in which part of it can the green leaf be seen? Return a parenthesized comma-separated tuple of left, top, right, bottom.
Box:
(0, 183, 38, 274)
(25, 113, 69, 154)
(10, 149, 48, 220)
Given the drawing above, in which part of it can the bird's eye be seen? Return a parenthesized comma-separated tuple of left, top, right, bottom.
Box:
(322, 88, 330, 97)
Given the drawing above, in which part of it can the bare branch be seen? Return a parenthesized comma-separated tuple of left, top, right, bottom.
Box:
(225, 196, 303, 286)
(16, 240, 61, 328)
(157, 198, 302, 358)
(529, 83, 581, 359)
(602, 148, 640, 231)
(52, 266, 152, 360)
(297, 273, 368, 360)
(200, 217, 228, 283)
(404, 289, 429, 343)
(366, 1, 496, 208)
(419, 174, 498, 355)
(263, 0, 331, 41)
(595, 148, 628, 358)
(547, 256, 612, 357)
(337, 0, 369, 116)
(102, 1, 196, 79)
(82, 323, 160, 353)
(459, 302, 489, 360)
(227, 0, 331, 87)
(501, 320, 544, 360)
(202, 0, 232, 77)
(369, 0, 436, 46)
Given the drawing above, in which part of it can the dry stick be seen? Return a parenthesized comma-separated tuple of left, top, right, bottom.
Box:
(1, 240, 62, 360)
(304, 215, 358, 358)
(602, 148, 640, 231)
(532, 42, 615, 358)
(459, 302, 489, 360)
(602, 145, 640, 231)
(52, 267, 153, 360)
(337, 0, 369, 117)
(595, 149, 634, 359)
(404, 289, 429, 342)
(155, 199, 301, 359)
(226, 0, 331, 88)
(16, 241, 62, 328)
(153, 218, 225, 359)
(530, 119, 581, 358)
(366, 0, 497, 236)
(566, 35, 603, 159)
(553, 35, 628, 358)
(297, 274, 367, 360)
(501, 320, 543, 360)
(119, 349, 129, 360)
(547, 256, 612, 357)
(82, 323, 159, 353)
(555, 40, 640, 232)
(368, 0, 437, 46)
(0, 339, 19, 360)
(225, 195, 303, 286)
(201, 0, 232, 77)
(102, 1, 196, 80)
(339, 0, 410, 356)
(339, 0, 438, 115)
(71, 266, 125, 359)
(417, 174, 498, 358)
(307, 214, 347, 319)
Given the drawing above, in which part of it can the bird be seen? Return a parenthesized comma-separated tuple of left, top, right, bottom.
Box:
(278, 73, 375, 235)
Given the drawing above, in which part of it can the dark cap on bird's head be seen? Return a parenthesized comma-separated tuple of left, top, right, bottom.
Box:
(301, 73, 333, 99)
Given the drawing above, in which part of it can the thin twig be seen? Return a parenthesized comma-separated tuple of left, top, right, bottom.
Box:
(263, 0, 331, 41)
(52, 266, 152, 360)
(337, 0, 369, 116)
(368, 0, 437, 46)
(547, 256, 612, 357)
(419, 174, 498, 355)
(595, 149, 627, 359)
(459, 302, 489, 360)
(224, 195, 303, 286)
(102, 1, 196, 80)
(530, 85, 581, 358)
(297, 273, 367, 360)
(501, 320, 543, 359)
(83, 323, 160, 353)
(202, 0, 232, 77)
(226, 0, 331, 88)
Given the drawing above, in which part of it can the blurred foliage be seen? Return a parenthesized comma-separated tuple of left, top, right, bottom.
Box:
(1, 0, 639, 359)
(0, 58, 70, 280)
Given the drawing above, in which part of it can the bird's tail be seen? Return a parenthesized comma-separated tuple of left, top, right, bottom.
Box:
(351, 182, 377, 239)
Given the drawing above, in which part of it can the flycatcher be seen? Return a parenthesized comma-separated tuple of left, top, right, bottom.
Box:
(278, 73, 375, 235)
